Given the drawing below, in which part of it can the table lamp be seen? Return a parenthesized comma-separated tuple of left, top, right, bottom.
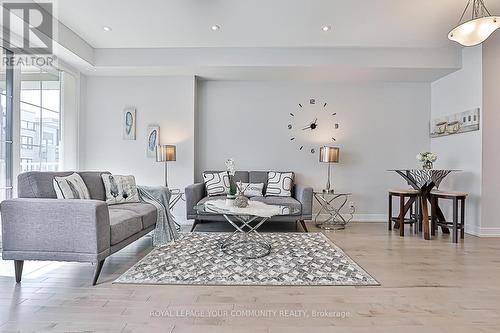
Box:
(319, 146, 339, 193)
(156, 145, 176, 188)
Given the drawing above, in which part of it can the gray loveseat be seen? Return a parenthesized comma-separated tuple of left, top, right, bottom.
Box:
(0, 171, 157, 285)
(186, 171, 313, 232)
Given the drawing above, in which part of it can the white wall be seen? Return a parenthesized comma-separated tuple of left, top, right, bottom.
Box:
(61, 71, 79, 170)
(481, 32, 500, 236)
(196, 81, 431, 220)
(430, 46, 483, 235)
(80, 76, 196, 221)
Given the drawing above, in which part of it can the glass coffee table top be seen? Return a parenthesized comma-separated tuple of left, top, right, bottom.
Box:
(195, 199, 300, 217)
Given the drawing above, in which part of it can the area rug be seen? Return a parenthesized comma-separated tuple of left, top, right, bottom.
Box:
(115, 232, 379, 286)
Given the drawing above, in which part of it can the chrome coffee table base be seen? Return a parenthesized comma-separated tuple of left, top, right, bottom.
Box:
(220, 214, 271, 259)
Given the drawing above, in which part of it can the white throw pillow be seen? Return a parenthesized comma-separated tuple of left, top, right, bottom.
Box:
(265, 172, 294, 197)
(203, 171, 230, 196)
(101, 174, 140, 205)
(53, 173, 91, 200)
(241, 182, 264, 198)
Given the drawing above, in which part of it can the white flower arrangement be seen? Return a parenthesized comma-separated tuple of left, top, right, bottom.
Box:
(225, 158, 236, 176)
(416, 152, 437, 163)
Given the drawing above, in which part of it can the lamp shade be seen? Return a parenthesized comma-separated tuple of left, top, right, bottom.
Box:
(319, 146, 339, 163)
(448, 0, 499, 47)
(449, 16, 500, 46)
(156, 145, 176, 162)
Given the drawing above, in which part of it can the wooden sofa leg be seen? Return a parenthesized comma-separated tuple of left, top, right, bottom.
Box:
(14, 260, 24, 283)
(92, 259, 105, 286)
(299, 220, 309, 233)
(190, 220, 199, 232)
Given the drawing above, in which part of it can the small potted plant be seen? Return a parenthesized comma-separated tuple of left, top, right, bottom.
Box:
(416, 152, 437, 170)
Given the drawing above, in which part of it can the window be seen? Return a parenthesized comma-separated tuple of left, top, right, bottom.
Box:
(21, 120, 36, 131)
(20, 158, 33, 172)
(20, 67, 61, 172)
(0, 49, 13, 202)
(21, 135, 34, 149)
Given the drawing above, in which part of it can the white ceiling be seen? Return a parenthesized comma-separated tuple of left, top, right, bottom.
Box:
(49, 0, 500, 49)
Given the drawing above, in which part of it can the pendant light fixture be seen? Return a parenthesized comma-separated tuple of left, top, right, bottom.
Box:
(448, 0, 500, 47)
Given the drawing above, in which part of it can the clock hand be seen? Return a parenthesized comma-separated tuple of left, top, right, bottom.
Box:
(301, 118, 319, 130)
(310, 117, 318, 130)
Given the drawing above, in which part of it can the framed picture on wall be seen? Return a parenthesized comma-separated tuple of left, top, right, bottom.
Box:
(430, 108, 480, 138)
(146, 125, 160, 158)
(123, 107, 136, 140)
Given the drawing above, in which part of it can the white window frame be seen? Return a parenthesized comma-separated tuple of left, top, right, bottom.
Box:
(11, 59, 81, 196)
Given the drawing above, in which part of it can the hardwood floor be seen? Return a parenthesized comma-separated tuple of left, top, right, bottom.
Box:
(1, 222, 500, 332)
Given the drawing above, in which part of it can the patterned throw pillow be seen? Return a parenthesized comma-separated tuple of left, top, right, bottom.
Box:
(241, 183, 264, 198)
(53, 173, 91, 199)
(101, 174, 140, 205)
(203, 171, 230, 196)
(265, 172, 294, 197)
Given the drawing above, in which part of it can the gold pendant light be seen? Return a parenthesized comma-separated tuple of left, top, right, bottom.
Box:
(449, 0, 500, 46)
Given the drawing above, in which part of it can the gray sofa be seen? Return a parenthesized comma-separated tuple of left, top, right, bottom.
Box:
(186, 171, 313, 232)
(0, 171, 157, 285)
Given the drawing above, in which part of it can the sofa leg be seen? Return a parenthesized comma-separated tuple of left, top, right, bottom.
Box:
(14, 260, 24, 283)
(190, 220, 200, 232)
(299, 220, 309, 233)
(92, 259, 105, 286)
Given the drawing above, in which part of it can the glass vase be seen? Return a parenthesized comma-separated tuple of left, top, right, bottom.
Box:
(227, 174, 237, 199)
(422, 161, 433, 170)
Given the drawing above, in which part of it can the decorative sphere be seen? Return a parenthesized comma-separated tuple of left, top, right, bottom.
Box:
(234, 195, 249, 208)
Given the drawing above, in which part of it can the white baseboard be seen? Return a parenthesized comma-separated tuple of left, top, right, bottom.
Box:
(315, 213, 386, 223)
(320, 215, 500, 237)
(177, 213, 387, 225)
(466, 224, 500, 237)
(177, 214, 500, 237)
(466, 224, 481, 236)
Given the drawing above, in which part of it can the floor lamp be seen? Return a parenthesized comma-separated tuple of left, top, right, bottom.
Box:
(156, 145, 176, 188)
(319, 146, 339, 194)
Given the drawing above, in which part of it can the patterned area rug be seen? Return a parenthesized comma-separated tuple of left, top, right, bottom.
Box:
(115, 232, 379, 286)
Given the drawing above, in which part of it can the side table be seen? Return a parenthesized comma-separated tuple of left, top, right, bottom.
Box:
(169, 189, 184, 232)
(314, 192, 353, 230)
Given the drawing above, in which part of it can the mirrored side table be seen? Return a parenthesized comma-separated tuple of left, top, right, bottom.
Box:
(314, 191, 353, 230)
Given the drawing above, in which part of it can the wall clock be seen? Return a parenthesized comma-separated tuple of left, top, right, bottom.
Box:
(288, 98, 339, 153)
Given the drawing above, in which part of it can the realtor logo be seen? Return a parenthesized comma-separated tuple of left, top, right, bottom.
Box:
(2, 2, 53, 54)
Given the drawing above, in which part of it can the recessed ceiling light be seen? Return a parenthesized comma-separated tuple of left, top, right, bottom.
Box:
(322, 25, 331, 32)
(211, 25, 220, 31)
(103, 26, 112, 32)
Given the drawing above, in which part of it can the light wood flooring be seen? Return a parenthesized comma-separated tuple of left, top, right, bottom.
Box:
(1, 222, 499, 333)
